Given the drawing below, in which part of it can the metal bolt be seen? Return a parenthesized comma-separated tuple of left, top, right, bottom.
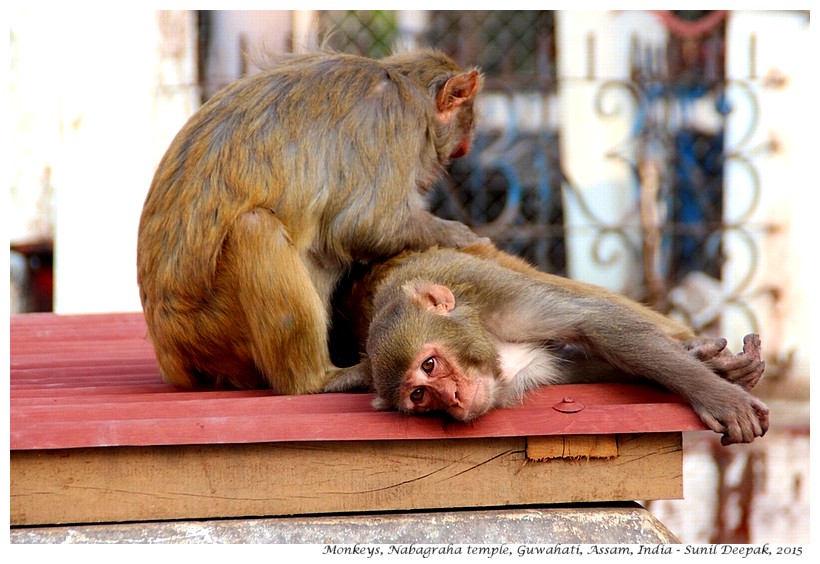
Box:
(553, 396, 585, 413)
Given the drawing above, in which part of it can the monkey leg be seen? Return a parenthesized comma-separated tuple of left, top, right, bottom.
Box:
(322, 360, 373, 393)
(225, 208, 338, 394)
(144, 308, 201, 388)
(685, 334, 766, 391)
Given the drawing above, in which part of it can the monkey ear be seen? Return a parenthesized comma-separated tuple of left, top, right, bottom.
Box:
(403, 282, 456, 315)
(436, 70, 482, 117)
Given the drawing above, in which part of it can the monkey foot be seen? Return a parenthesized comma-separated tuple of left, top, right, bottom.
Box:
(685, 333, 765, 391)
(719, 396, 770, 446)
(693, 385, 769, 446)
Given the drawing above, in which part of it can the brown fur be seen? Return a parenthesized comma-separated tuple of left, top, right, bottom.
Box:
(138, 49, 483, 393)
(327, 243, 768, 445)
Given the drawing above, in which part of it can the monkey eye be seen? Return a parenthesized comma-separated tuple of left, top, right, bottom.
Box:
(410, 387, 426, 404)
(421, 357, 436, 374)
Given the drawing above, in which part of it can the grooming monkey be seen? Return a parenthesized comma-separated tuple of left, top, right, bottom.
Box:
(327, 243, 769, 445)
(138, 50, 483, 393)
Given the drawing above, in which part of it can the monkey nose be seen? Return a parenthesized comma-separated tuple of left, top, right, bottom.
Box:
(447, 387, 460, 407)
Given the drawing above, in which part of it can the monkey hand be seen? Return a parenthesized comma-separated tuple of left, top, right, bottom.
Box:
(685, 333, 766, 391)
(322, 361, 373, 393)
(425, 217, 487, 249)
(692, 383, 770, 445)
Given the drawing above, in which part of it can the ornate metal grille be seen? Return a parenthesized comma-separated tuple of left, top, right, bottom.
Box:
(320, 10, 397, 58)
(598, 11, 730, 311)
(316, 10, 781, 334)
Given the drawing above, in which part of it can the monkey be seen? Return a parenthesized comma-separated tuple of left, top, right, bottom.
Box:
(137, 49, 484, 393)
(325, 243, 769, 445)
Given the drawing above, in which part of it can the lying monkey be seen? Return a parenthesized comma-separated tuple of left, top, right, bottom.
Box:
(326, 243, 768, 445)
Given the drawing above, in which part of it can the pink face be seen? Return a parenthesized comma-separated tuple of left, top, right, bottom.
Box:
(399, 342, 496, 421)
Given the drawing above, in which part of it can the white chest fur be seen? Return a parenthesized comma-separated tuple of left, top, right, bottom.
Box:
(495, 341, 561, 390)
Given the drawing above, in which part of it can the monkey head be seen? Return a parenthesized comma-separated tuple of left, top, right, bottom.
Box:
(366, 281, 502, 421)
(383, 49, 483, 164)
(435, 69, 482, 160)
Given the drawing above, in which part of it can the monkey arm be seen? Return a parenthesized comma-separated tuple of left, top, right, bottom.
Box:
(322, 360, 373, 393)
(459, 241, 696, 341)
(477, 266, 768, 445)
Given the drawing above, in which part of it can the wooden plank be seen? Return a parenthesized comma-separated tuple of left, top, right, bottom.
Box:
(11, 389, 272, 404)
(527, 435, 620, 460)
(10, 384, 707, 449)
(11, 311, 709, 450)
(10, 433, 683, 526)
(12, 382, 171, 395)
(11, 364, 161, 381)
(10, 314, 148, 348)
(9, 315, 703, 454)
(10, 311, 146, 332)
(10, 311, 696, 525)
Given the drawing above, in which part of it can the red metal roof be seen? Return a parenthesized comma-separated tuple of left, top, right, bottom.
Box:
(10, 312, 708, 451)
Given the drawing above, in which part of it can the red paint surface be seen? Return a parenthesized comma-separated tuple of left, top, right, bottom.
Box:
(10, 312, 707, 450)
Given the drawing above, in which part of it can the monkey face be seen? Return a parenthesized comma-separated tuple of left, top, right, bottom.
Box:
(396, 342, 499, 421)
(368, 280, 502, 421)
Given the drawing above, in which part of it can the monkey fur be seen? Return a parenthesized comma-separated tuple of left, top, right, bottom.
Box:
(327, 243, 769, 445)
(138, 49, 483, 393)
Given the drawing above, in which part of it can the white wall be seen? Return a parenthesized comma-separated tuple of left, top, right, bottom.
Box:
(10, 9, 199, 313)
(203, 10, 292, 98)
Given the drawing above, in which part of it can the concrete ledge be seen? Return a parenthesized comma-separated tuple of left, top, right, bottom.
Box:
(11, 503, 680, 544)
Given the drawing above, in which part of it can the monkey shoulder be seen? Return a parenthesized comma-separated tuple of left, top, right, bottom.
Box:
(391, 248, 657, 325)
(210, 53, 429, 126)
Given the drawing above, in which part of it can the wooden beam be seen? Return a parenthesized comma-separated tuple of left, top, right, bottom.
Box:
(11, 433, 682, 526)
